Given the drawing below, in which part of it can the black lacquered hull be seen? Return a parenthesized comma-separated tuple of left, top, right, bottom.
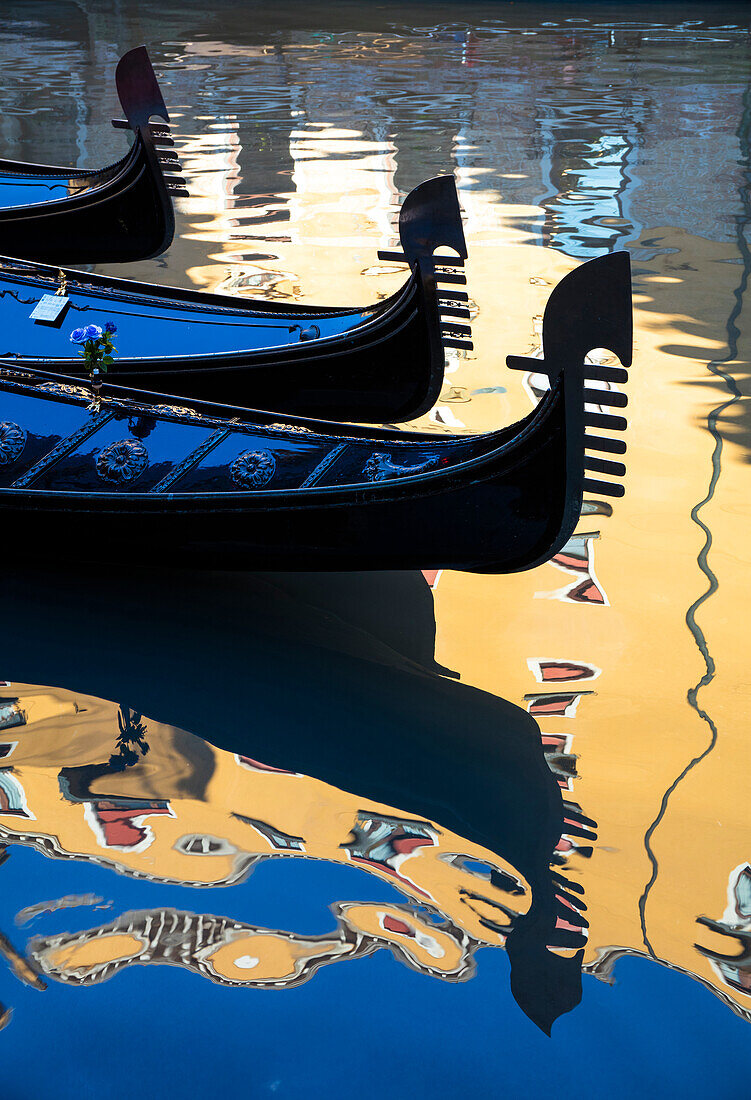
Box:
(87, 275, 441, 424)
(0, 136, 175, 265)
(2, 399, 568, 573)
(0, 261, 446, 424)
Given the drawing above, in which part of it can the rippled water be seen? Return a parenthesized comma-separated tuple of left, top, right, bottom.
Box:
(1, 3, 751, 1096)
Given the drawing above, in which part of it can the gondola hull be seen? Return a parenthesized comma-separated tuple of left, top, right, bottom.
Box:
(0, 392, 568, 573)
(0, 256, 445, 423)
(0, 176, 469, 423)
(0, 47, 181, 263)
(0, 253, 632, 573)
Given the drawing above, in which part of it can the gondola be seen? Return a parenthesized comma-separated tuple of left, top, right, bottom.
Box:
(0, 175, 470, 423)
(0, 46, 184, 264)
(0, 252, 631, 572)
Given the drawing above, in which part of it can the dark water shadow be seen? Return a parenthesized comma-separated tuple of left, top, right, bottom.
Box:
(0, 565, 591, 1032)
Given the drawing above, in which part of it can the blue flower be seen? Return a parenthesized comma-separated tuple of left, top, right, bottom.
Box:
(69, 327, 86, 344)
(104, 321, 117, 335)
(84, 324, 103, 340)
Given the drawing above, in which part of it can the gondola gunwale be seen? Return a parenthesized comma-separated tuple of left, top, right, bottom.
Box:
(0, 253, 361, 318)
(0, 153, 130, 176)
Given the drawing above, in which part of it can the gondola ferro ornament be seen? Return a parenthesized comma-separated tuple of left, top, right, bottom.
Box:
(0, 47, 183, 264)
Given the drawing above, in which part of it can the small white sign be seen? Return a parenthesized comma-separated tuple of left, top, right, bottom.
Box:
(30, 294, 70, 325)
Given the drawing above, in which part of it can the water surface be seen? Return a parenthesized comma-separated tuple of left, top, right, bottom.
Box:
(1, 3, 750, 1096)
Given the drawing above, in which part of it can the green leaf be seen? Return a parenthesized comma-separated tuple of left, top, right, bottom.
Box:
(103, 356, 114, 365)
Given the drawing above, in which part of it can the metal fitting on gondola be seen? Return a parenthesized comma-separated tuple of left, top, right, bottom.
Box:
(89, 368, 103, 414)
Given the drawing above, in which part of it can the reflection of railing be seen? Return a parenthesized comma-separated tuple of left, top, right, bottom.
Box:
(29, 903, 477, 990)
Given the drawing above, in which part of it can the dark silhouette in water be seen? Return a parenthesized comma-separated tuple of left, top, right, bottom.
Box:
(1, 565, 591, 1032)
(110, 706, 151, 771)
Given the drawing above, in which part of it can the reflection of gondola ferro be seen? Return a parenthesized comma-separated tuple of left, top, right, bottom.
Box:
(0, 670, 590, 1031)
(0, 695, 536, 944)
(1, 564, 596, 1031)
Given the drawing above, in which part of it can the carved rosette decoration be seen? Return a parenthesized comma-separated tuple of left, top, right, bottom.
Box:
(230, 449, 276, 489)
(96, 439, 149, 484)
(363, 452, 439, 483)
(0, 421, 27, 465)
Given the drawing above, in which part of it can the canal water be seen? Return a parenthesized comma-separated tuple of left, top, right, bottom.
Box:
(1, 3, 750, 1095)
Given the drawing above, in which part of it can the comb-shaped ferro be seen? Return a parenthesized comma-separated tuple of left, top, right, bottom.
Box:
(114, 45, 188, 210)
(378, 177, 474, 355)
(582, 387, 627, 408)
(398, 175, 468, 265)
(0, 46, 183, 265)
(111, 122, 176, 148)
(583, 434, 627, 455)
(584, 411, 627, 432)
(158, 152, 182, 173)
(0, 45, 181, 263)
(507, 251, 632, 513)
